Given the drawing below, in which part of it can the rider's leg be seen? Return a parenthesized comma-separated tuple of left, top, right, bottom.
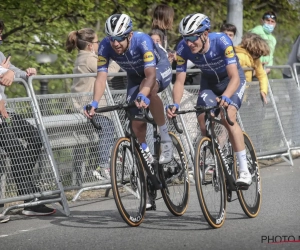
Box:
(222, 106, 251, 185)
(132, 121, 147, 143)
(148, 81, 171, 142)
(145, 64, 173, 164)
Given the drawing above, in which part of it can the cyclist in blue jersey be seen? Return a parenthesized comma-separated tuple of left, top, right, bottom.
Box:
(84, 14, 173, 166)
(167, 13, 251, 186)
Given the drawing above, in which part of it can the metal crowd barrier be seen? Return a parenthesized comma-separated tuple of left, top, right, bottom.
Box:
(2, 66, 299, 215)
(0, 78, 70, 216)
(27, 74, 126, 202)
(293, 62, 300, 87)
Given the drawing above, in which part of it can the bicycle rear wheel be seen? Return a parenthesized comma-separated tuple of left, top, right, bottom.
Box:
(159, 132, 190, 216)
(235, 132, 261, 218)
(194, 137, 226, 229)
(110, 137, 146, 227)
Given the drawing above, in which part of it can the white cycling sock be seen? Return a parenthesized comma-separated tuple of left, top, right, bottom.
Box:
(159, 124, 171, 142)
(235, 150, 249, 173)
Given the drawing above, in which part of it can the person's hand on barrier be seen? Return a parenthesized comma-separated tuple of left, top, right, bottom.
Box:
(166, 103, 179, 119)
(216, 95, 232, 108)
(135, 93, 150, 109)
(0, 99, 8, 119)
(84, 101, 98, 119)
(260, 91, 267, 104)
(26, 68, 37, 77)
(0, 70, 14, 86)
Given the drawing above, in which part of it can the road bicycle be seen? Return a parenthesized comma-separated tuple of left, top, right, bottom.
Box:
(173, 105, 261, 229)
(87, 101, 189, 227)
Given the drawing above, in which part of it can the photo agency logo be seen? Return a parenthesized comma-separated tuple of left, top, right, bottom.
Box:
(261, 235, 300, 244)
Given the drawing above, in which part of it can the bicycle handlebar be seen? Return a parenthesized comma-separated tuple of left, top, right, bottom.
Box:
(172, 105, 234, 129)
(86, 101, 183, 132)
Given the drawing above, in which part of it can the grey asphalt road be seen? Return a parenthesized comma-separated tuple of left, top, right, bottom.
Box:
(1, 159, 300, 250)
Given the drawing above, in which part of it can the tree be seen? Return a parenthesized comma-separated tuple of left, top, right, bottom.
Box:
(0, 0, 299, 96)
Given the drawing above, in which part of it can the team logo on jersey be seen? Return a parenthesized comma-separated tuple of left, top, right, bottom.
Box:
(97, 56, 107, 66)
(176, 55, 185, 65)
(143, 51, 154, 62)
(225, 46, 234, 58)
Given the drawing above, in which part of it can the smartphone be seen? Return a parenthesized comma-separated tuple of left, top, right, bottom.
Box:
(4, 53, 11, 63)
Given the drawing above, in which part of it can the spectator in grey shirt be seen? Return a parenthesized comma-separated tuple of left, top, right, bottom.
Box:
(0, 19, 55, 216)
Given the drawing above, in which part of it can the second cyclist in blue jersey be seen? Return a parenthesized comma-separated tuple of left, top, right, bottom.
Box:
(84, 14, 173, 166)
(167, 13, 252, 186)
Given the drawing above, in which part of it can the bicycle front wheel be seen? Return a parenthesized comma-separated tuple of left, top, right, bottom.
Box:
(111, 137, 146, 227)
(235, 132, 262, 218)
(159, 132, 190, 216)
(194, 137, 226, 229)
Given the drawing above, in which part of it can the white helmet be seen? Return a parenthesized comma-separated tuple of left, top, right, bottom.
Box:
(105, 14, 133, 36)
(179, 13, 210, 36)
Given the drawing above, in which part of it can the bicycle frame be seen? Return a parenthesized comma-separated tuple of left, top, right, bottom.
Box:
(204, 112, 237, 192)
(124, 108, 163, 190)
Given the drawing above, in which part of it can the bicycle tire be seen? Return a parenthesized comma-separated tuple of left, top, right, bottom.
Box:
(159, 132, 190, 216)
(194, 136, 227, 229)
(235, 132, 262, 218)
(110, 137, 146, 227)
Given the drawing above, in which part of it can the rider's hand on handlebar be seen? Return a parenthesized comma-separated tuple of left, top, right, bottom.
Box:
(216, 96, 232, 108)
(135, 93, 150, 109)
(84, 101, 98, 119)
(166, 103, 179, 119)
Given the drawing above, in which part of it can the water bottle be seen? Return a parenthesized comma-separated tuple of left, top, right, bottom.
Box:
(141, 143, 154, 163)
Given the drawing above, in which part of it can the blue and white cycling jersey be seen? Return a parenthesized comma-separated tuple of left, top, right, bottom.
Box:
(97, 31, 169, 76)
(176, 32, 244, 85)
(176, 32, 246, 112)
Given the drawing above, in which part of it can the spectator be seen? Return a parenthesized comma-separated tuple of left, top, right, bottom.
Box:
(0, 21, 55, 216)
(66, 28, 120, 95)
(149, 29, 175, 65)
(149, 29, 164, 46)
(235, 32, 270, 104)
(66, 28, 116, 180)
(151, 4, 174, 50)
(282, 35, 300, 79)
(220, 23, 237, 41)
(250, 11, 277, 74)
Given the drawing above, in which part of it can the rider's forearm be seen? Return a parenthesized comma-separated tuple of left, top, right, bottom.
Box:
(139, 76, 156, 96)
(173, 80, 185, 104)
(93, 79, 106, 102)
(222, 76, 239, 98)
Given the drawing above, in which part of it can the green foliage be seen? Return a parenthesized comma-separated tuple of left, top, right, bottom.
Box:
(0, 0, 299, 96)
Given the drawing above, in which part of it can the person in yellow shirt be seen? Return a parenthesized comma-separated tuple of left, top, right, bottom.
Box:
(235, 32, 270, 104)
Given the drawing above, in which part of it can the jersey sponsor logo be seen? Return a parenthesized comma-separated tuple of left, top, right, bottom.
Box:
(143, 51, 154, 62)
(225, 46, 234, 58)
(99, 45, 104, 55)
(201, 93, 208, 101)
(177, 44, 184, 55)
(97, 56, 107, 66)
(160, 67, 172, 79)
(176, 55, 185, 65)
(220, 36, 229, 46)
(141, 41, 148, 51)
(227, 58, 237, 64)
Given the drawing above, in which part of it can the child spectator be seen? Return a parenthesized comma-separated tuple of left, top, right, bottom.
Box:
(220, 23, 237, 41)
(235, 32, 270, 104)
(149, 29, 164, 46)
